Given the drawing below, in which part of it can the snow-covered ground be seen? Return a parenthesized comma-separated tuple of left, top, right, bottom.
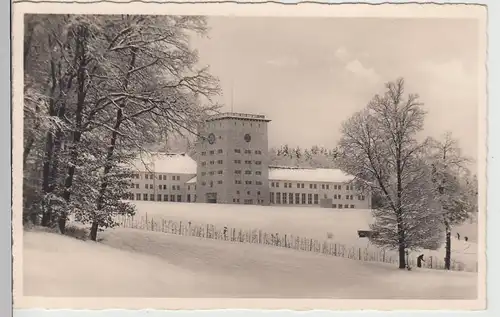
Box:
(125, 201, 479, 271)
(24, 229, 478, 299)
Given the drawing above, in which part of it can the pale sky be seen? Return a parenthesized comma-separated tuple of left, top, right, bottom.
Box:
(191, 17, 480, 162)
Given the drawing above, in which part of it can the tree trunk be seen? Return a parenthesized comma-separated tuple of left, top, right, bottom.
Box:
(444, 225, 451, 270)
(41, 131, 55, 227)
(60, 26, 89, 235)
(92, 48, 137, 241)
(90, 221, 99, 241)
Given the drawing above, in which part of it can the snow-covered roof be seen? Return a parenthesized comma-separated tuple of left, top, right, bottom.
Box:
(268, 166, 355, 183)
(186, 176, 197, 184)
(130, 152, 197, 174)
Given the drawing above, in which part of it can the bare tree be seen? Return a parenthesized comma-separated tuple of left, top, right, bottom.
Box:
(337, 78, 443, 269)
(427, 132, 476, 270)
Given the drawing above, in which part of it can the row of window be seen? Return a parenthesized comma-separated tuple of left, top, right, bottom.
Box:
(201, 170, 224, 176)
(234, 180, 264, 185)
(232, 198, 266, 204)
(271, 192, 319, 205)
(234, 170, 263, 175)
(271, 182, 360, 191)
(201, 149, 224, 156)
(129, 193, 183, 202)
(131, 184, 181, 191)
(200, 149, 263, 156)
(235, 190, 261, 196)
(132, 174, 182, 181)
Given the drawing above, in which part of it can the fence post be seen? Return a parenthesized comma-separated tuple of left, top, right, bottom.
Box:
(284, 234, 287, 248)
(150, 217, 154, 231)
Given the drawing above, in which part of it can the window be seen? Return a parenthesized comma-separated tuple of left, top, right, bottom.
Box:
(255, 171, 262, 175)
(143, 193, 148, 201)
(217, 170, 223, 175)
(172, 185, 177, 190)
(350, 195, 354, 200)
(271, 182, 275, 187)
(257, 191, 261, 195)
(326, 185, 330, 190)
(218, 149, 223, 154)
(177, 195, 182, 202)
(234, 149, 241, 153)
(256, 181, 263, 185)
(276, 182, 280, 188)
(209, 171, 215, 176)
(158, 185, 162, 190)
(136, 193, 141, 200)
(245, 170, 252, 175)
(296, 183, 300, 188)
(210, 161, 215, 165)
(157, 194, 162, 201)
(284, 183, 288, 188)
(245, 149, 252, 154)
(288, 183, 292, 188)
(271, 192, 275, 204)
(244, 199, 253, 205)
(346, 195, 350, 200)
(322, 184, 325, 189)
(344, 204, 349, 208)
(282, 193, 287, 204)
(338, 185, 342, 190)
(301, 183, 305, 189)
(149, 184, 154, 189)
(314, 184, 317, 189)
(332, 204, 337, 208)
(201, 172, 206, 176)
(309, 184, 313, 189)
(217, 180, 223, 184)
(255, 161, 262, 165)
(164, 194, 168, 201)
(358, 195, 365, 200)
(217, 160, 223, 164)
(255, 150, 262, 154)
(209, 150, 215, 155)
(245, 160, 252, 164)
(163, 184, 167, 190)
(172, 176, 175, 181)
(245, 180, 252, 185)
(314, 194, 319, 204)
(210, 181, 214, 187)
(234, 170, 242, 174)
(295, 193, 300, 204)
(202, 181, 206, 186)
(308, 194, 312, 204)
(136, 184, 139, 189)
(170, 194, 175, 201)
(338, 204, 343, 209)
(145, 174, 149, 180)
(201, 162, 207, 166)
(350, 204, 355, 209)
(150, 194, 155, 201)
(235, 180, 242, 184)
(276, 193, 281, 204)
(301, 193, 306, 204)
(234, 160, 241, 164)
(177, 176, 180, 181)
(201, 151, 207, 156)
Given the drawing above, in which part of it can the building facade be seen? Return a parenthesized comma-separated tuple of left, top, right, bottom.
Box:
(127, 112, 371, 209)
(195, 113, 271, 205)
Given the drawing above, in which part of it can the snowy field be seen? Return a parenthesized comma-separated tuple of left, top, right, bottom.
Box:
(125, 201, 479, 271)
(24, 229, 478, 299)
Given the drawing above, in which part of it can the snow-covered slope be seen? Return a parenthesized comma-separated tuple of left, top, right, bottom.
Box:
(24, 229, 477, 299)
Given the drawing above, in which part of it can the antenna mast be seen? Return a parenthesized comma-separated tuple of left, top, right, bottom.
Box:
(231, 76, 234, 112)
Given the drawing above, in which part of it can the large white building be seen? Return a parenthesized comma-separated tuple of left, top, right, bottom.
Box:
(127, 112, 371, 209)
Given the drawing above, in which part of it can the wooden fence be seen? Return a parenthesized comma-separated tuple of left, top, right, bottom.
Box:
(115, 214, 477, 273)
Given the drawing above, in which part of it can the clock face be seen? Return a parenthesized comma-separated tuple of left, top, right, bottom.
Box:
(244, 133, 251, 143)
(207, 133, 216, 145)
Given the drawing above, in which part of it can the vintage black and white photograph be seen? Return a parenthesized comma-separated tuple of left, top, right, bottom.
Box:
(14, 1, 487, 310)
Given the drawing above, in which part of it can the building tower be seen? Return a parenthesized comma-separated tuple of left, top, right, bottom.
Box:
(195, 112, 271, 205)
